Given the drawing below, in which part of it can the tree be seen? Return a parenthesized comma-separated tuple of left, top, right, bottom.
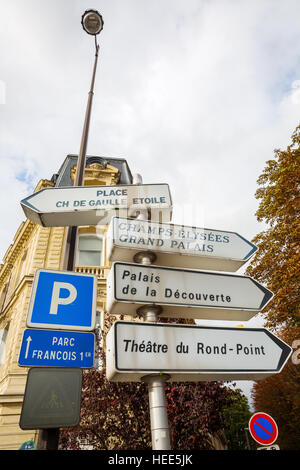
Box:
(59, 369, 151, 450)
(221, 391, 251, 450)
(246, 124, 300, 329)
(59, 370, 246, 450)
(246, 123, 300, 450)
(251, 326, 300, 450)
(164, 381, 243, 450)
(59, 314, 151, 450)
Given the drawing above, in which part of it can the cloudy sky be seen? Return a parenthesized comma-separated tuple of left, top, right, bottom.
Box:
(1, 0, 300, 406)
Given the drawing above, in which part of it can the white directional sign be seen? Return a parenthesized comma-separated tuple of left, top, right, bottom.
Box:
(20, 184, 172, 227)
(107, 217, 258, 271)
(106, 262, 273, 321)
(106, 321, 292, 382)
(257, 445, 280, 450)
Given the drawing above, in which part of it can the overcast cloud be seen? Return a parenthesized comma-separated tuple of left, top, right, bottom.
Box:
(1, 0, 300, 407)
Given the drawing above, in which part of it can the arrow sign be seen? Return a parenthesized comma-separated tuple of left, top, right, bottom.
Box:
(20, 184, 172, 227)
(106, 262, 273, 321)
(107, 217, 258, 272)
(106, 321, 292, 382)
(18, 328, 95, 368)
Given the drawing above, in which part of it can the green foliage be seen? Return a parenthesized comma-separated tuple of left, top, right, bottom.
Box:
(246, 124, 300, 329)
(247, 123, 300, 450)
(251, 327, 300, 450)
(221, 389, 251, 450)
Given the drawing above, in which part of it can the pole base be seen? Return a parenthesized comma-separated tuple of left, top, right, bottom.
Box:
(141, 374, 171, 450)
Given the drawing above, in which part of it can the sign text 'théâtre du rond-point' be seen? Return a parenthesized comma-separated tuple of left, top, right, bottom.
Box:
(106, 322, 292, 382)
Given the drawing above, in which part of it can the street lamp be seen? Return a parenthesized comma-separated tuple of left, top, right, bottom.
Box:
(81, 9, 104, 35)
(65, 10, 103, 271)
(37, 10, 104, 451)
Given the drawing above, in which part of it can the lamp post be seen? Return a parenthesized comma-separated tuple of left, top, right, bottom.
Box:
(37, 11, 104, 451)
(134, 187, 171, 450)
(64, 10, 104, 271)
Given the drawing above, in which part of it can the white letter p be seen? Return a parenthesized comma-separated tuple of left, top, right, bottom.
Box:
(49, 282, 77, 315)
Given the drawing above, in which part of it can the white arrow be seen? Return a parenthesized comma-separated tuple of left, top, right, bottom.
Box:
(25, 336, 32, 359)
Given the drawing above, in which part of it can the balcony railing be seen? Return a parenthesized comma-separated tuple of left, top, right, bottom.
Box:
(75, 266, 109, 278)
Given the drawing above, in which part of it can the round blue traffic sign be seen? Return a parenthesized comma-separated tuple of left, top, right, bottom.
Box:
(249, 412, 278, 445)
(19, 440, 36, 450)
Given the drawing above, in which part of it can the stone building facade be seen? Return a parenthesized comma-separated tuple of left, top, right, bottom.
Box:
(0, 155, 132, 449)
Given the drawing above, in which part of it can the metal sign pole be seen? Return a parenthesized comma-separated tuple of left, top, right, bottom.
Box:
(37, 428, 60, 451)
(64, 37, 100, 271)
(36, 24, 101, 452)
(133, 180, 171, 450)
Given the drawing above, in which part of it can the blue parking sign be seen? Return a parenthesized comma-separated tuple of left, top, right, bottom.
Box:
(26, 269, 97, 331)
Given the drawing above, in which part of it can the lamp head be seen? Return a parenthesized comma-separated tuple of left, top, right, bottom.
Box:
(81, 9, 103, 35)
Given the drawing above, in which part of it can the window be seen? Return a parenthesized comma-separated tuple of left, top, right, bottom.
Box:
(18, 250, 27, 284)
(77, 236, 103, 266)
(0, 325, 9, 365)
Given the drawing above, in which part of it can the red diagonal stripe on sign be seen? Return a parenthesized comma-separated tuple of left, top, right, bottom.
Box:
(255, 419, 272, 437)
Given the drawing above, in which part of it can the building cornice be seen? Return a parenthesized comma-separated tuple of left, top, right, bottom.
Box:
(0, 221, 36, 284)
(0, 179, 54, 284)
(0, 275, 33, 328)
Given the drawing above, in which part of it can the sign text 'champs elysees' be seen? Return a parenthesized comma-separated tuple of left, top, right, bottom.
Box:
(107, 217, 258, 271)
